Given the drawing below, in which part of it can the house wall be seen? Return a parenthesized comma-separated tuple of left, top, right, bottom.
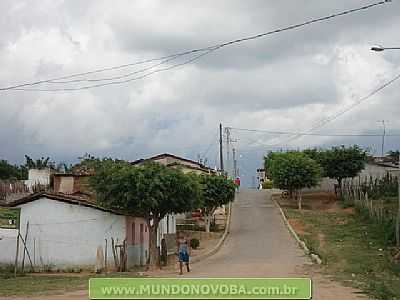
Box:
(0, 197, 126, 270)
(125, 216, 149, 267)
(58, 177, 74, 194)
(303, 177, 337, 193)
(24, 169, 51, 190)
(53, 176, 90, 194)
(123, 213, 177, 265)
(359, 163, 398, 180)
(304, 163, 399, 193)
(157, 214, 176, 254)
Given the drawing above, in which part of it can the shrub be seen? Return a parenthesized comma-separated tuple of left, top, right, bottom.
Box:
(262, 180, 273, 189)
(190, 238, 200, 249)
(177, 224, 204, 231)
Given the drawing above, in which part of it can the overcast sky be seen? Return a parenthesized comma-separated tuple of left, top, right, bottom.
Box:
(1, 0, 400, 186)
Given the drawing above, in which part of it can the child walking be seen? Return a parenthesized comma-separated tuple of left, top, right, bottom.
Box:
(176, 232, 190, 275)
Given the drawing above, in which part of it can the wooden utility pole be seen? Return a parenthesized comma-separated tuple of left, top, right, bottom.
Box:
(397, 152, 400, 247)
(21, 221, 29, 272)
(378, 120, 386, 157)
(225, 127, 231, 175)
(219, 123, 224, 172)
(14, 231, 20, 277)
(233, 148, 237, 178)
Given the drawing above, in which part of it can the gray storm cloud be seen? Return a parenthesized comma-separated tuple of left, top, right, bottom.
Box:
(1, 0, 400, 185)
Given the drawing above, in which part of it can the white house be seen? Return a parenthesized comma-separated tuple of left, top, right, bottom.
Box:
(0, 193, 149, 270)
(24, 168, 52, 191)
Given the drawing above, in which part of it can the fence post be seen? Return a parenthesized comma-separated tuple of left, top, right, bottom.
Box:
(14, 232, 20, 277)
(396, 172, 400, 247)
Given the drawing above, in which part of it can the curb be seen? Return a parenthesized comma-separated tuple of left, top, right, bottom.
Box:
(272, 195, 322, 265)
(190, 202, 232, 264)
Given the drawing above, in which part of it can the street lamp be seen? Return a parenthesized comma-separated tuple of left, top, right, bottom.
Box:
(371, 45, 400, 52)
(371, 45, 400, 246)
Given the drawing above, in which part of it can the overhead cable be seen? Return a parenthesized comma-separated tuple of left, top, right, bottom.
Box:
(0, 1, 389, 92)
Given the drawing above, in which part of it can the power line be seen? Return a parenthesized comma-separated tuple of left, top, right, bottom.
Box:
(268, 71, 400, 147)
(201, 131, 220, 158)
(228, 126, 400, 137)
(47, 53, 196, 84)
(11, 48, 218, 91)
(0, 49, 214, 91)
(0, 0, 389, 92)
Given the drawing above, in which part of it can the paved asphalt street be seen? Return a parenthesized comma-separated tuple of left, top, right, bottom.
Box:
(184, 189, 309, 277)
(175, 189, 367, 299)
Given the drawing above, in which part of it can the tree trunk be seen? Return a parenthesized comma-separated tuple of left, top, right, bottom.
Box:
(147, 218, 160, 268)
(297, 190, 302, 211)
(204, 214, 211, 233)
(337, 178, 343, 197)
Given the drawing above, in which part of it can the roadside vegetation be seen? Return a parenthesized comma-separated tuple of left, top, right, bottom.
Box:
(282, 204, 400, 300)
(268, 145, 400, 299)
(0, 269, 144, 297)
(0, 274, 88, 297)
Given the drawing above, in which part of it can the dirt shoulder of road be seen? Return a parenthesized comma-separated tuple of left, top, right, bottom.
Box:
(275, 193, 400, 299)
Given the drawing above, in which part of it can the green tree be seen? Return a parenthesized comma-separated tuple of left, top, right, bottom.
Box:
(302, 148, 321, 161)
(199, 174, 236, 232)
(264, 151, 280, 180)
(266, 151, 321, 209)
(89, 160, 201, 267)
(0, 160, 23, 180)
(318, 145, 367, 190)
(24, 155, 52, 170)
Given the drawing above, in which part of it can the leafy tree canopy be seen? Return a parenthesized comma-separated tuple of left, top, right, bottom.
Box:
(200, 174, 236, 213)
(316, 145, 367, 185)
(199, 174, 236, 232)
(0, 160, 26, 180)
(266, 151, 321, 192)
(89, 159, 201, 220)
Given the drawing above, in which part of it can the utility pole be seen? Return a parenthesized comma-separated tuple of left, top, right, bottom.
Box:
(397, 151, 400, 247)
(233, 148, 237, 178)
(225, 127, 231, 176)
(219, 123, 224, 172)
(378, 120, 386, 157)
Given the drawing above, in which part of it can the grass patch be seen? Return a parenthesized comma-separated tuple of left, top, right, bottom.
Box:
(0, 275, 88, 297)
(0, 272, 143, 297)
(284, 208, 400, 300)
